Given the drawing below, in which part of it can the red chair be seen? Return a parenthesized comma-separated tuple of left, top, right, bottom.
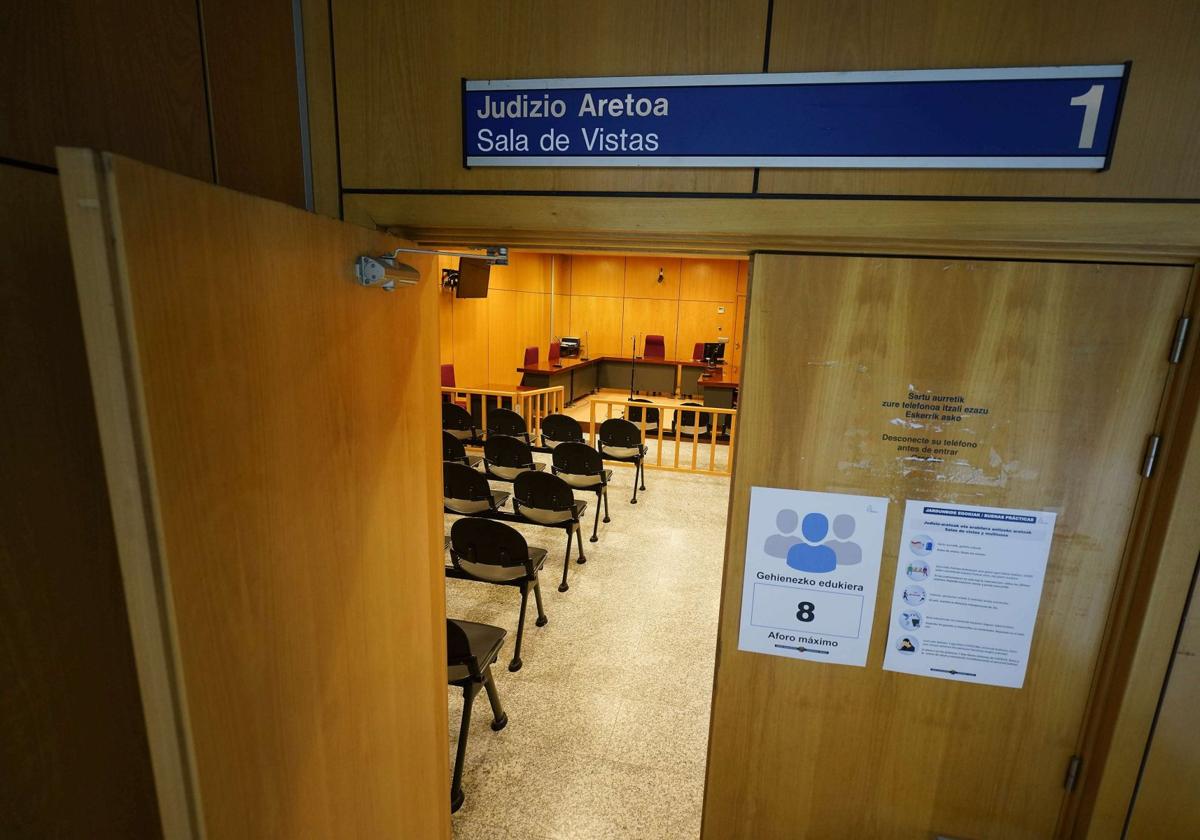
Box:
(548, 341, 561, 367)
(523, 346, 539, 368)
(643, 334, 666, 360)
(692, 342, 704, 361)
(441, 364, 456, 387)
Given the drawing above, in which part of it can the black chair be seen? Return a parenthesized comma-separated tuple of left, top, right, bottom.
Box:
(551, 442, 611, 542)
(443, 430, 482, 469)
(443, 401, 480, 443)
(448, 517, 548, 672)
(486, 407, 531, 445)
(626, 397, 660, 433)
(483, 434, 547, 482)
(540, 413, 584, 450)
(672, 401, 712, 438)
(597, 417, 648, 504)
(446, 618, 508, 813)
(443, 461, 509, 514)
(513, 471, 588, 592)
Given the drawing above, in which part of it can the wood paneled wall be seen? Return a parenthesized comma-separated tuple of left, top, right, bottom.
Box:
(329, 0, 1200, 200)
(439, 252, 747, 388)
(0, 164, 162, 840)
(0, 2, 308, 836)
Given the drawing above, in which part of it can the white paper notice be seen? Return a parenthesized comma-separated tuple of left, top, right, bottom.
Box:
(738, 487, 889, 667)
(882, 500, 1057, 688)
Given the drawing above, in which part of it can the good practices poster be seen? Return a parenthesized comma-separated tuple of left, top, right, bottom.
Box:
(738, 487, 889, 667)
(882, 500, 1057, 688)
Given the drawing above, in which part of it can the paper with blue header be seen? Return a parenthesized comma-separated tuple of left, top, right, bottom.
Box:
(738, 486, 889, 667)
(882, 500, 1057, 688)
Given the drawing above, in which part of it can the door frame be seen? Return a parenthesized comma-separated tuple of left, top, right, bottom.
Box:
(373, 193, 1200, 838)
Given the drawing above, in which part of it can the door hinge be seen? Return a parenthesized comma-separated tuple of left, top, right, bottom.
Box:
(1064, 754, 1083, 792)
(1169, 316, 1190, 364)
(1141, 434, 1162, 479)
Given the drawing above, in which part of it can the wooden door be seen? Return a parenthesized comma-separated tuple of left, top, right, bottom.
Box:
(58, 150, 450, 839)
(704, 254, 1191, 839)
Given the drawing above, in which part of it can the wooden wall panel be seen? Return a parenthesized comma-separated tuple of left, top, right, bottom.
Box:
(201, 0, 306, 207)
(761, 0, 1200, 198)
(624, 256, 681, 300)
(677, 299, 734, 362)
(735, 261, 749, 296)
(622, 297, 679, 358)
(681, 258, 740, 302)
(451, 295, 490, 387)
(488, 290, 550, 387)
(570, 295, 624, 357)
(1125, 576, 1200, 837)
(66, 154, 450, 839)
(552, 293, 571, 342)
(551, 254, 572, 295)
(490, 252, 551, 293)
(0, 0, 211, 176)
(331, 0, 764, 193)
(0, 165, 161, 839)
(570, 255, 626, 297)
(732, 294, 747, 368)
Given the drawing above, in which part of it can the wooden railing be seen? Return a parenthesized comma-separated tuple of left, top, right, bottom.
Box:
(441, 385, 566, 439)
(588, 396, 738, 475)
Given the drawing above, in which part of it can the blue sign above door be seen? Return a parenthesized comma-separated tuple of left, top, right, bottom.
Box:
(462, 64, 1129, 170)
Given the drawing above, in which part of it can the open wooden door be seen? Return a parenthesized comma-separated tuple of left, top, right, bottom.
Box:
(57, 149, 449, 839)
(704, 253, 1192, 839)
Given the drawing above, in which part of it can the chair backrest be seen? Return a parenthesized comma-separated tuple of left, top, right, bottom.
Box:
(445, 619, 481, 678)
(548, 341, 561, 365)
(552, 441, 606, 482)
(598, 417, 642, 448)
(443, 461, 497, 509)
(643, 334, 666, 359)
(442, 401, 477, 439)
(513, 471, 578, 524)
(442, 430, 470, 463)
(674, 400, 711, 433)
(486, 407, 529, 443)
(449, 517, 532, 583)
(484, 434, 535, 470)
(692, 342, 704, 361)
(540, 413, 584, 448)
(440, 363, 456, 387)
(523, 346, 539, 367)
(625, 397, 659, 426)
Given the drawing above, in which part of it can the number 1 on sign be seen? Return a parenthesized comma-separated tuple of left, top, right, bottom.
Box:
(1070, 84, 1103, 149)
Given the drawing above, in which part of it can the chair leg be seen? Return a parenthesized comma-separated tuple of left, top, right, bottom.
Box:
(602, 485, 611, 523)
(482, 665, 508, 731)
(558, 530, 572, 592)
(590, 490, 601, 542)
(532, 576, 548, 627)
(638, 457, 647, 491)
(509, 585, 529, 672)
(575, 522, 587, 564)
(631, 460, 640, 504)
(450, 681, 478, 813)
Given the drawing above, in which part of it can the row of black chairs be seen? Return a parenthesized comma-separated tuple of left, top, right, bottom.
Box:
(442, 404, 656, 813)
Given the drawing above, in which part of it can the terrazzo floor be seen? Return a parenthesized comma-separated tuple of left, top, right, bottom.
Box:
(445, 459, 731, 840)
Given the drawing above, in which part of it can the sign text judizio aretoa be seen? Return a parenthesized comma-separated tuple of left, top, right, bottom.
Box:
(462, 64, 1129, 169)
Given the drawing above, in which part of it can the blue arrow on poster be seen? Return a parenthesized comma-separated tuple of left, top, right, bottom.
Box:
(462, 64, 1129, 170)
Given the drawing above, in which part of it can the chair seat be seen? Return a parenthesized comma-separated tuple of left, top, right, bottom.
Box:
(447, 618, 506, 684)
(557, 468, 613, 490)
(445, 489, 509, 515)
(600, 443, 646, 460)
(465, 454, 483, 469)
(487, 461, 547, 481)
(517, 499, 587, 525)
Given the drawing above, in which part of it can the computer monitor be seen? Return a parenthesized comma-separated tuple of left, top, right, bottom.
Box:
(455, 258, 491, 298)
(702, 341, 727, 365)
(559, 336, 581, 357)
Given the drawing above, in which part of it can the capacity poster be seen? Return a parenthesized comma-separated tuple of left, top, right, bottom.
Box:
(882, 500, 1057, 688)
(738, 487, 889, 667)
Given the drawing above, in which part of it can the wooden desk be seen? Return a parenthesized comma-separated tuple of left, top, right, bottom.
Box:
(519, 355, 708, 402)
